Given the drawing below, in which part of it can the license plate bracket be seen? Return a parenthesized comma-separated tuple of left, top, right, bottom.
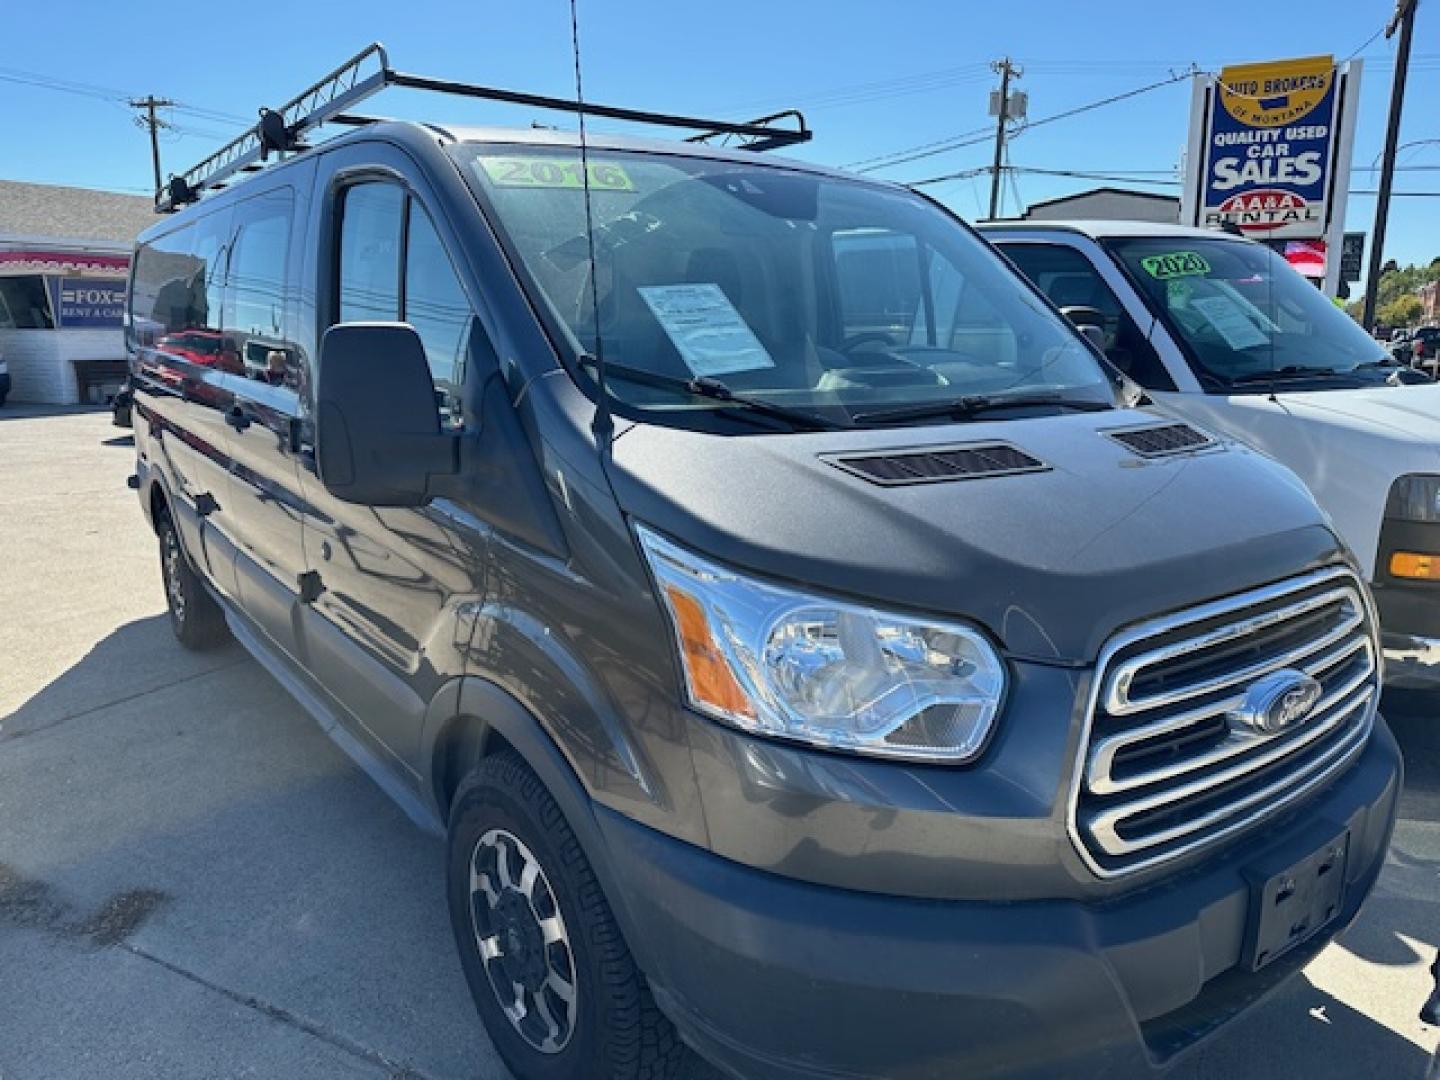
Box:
(1243, 829, 1349, 972)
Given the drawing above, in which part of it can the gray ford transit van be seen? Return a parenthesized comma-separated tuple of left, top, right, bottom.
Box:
(126, 46, 1400, 1080)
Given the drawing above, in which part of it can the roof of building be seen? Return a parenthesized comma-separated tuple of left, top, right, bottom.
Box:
(1022, 186, 1181, 213)
(0, 180, 157, 245)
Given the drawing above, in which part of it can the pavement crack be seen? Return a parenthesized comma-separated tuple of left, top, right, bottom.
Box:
(0, 658, 248, 743)
(118, 942, 437, 1079)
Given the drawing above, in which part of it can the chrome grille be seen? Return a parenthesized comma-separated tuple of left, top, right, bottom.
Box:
(1071, 567, 1379, 878)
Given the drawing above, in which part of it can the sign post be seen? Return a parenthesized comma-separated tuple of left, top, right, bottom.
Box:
(1182, 56, 1362, 295)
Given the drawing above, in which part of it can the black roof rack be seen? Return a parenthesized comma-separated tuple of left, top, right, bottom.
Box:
(155, 42, 812, 213)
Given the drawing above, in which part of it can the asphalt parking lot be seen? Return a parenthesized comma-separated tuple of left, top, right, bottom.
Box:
(2, 407, 1438, 1079)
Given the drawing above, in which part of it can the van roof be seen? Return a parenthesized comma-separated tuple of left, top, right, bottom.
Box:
(415, 120, 853, 179)
(139, 116, 886, 243)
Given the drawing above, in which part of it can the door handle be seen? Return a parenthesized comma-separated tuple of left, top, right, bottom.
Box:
(225, 405, 251, 432)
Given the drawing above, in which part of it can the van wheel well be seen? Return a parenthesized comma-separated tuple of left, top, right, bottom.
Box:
(149, 482, 170, 535)
(436, 717, 513, 816)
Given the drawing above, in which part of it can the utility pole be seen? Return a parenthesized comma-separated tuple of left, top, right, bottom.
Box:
(129, 95, 176, 200)
(987, 58, 1022, 219)
(1362, 0, 1419, 330)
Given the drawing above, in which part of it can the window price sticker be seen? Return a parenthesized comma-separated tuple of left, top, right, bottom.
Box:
(481, 157, 635, 191)
(1140, 251, 1211, 280)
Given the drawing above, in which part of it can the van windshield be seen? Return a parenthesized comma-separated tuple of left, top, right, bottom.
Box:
(456, 145, 1111, 427)
(1107, 236, 1391, 388)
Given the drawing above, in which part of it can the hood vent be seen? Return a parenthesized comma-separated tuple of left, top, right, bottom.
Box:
(824, 442, 1049, 486)
(1106, 423, 1215, 459)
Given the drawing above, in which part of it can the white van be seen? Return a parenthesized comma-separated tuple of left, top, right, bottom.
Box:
(982, 221, 1440, 686)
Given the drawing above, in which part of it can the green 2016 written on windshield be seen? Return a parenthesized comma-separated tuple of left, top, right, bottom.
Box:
(1140, 251, 1211, 280)
(481, 157, 635, 191)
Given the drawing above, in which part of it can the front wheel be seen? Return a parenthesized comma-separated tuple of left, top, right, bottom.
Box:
(446, 751, 686, 1080)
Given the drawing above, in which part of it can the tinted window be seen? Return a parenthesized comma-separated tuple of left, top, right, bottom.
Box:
(1000, 242, 1175, 391)
(129, 225, 196, 345)
(0, 275, 55, 329)
(338, 183, 403, 322)
(225, 190, 296, 387)
(333, 184, 473, 430)
(152, 208, 238, 371)
(404, 207, 470, 429)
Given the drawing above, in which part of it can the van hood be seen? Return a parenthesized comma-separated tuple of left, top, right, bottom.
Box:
(1275, 382, 1440, 449)
(607, 409, 1345, 663)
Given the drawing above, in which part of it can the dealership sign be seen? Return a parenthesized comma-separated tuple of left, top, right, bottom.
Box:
(49, 277, 126, 328)
(1184, 55, 1360, 247)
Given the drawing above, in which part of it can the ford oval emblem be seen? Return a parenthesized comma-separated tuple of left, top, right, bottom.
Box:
(1229, 669, 1323, 736)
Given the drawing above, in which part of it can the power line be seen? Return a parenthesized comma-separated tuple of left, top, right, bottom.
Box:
(850, 68, 1195, 176)
(0, 65, 248, 125)
(1007, 69, 1197, 143)
(1343, 22, 1389, 61)
(844, 126, 994, 172)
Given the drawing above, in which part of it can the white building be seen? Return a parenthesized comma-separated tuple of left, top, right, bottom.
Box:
(0, 180, 156, 404)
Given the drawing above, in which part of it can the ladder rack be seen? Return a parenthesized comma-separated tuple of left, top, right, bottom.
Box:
(156, 42, 812, 212)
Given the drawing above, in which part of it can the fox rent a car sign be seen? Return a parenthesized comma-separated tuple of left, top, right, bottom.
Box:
(1190, 56, 1344, 240)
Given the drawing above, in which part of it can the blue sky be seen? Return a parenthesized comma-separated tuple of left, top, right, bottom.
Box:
(3, 0, 1437, 276)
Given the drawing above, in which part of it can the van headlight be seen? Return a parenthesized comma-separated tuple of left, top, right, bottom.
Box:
(636, 525, 1006, 762)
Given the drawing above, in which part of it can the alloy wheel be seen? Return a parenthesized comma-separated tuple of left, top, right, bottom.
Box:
(468, 827, 579, 1054)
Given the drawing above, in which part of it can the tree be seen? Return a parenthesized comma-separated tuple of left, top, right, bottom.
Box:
(1378, 293, 1423, 328)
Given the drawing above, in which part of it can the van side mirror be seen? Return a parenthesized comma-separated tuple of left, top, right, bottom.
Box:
(316, 322, 459, 507)
(1060, 305, 1107, 352)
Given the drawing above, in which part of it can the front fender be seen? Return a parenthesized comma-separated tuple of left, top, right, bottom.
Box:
(419, 673, 671, 981)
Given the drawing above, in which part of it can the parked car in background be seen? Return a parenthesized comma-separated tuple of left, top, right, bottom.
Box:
(127, 50, 1401, 1080)
(1405, 326, 1440, 374)
(982, 221, 1440, 687)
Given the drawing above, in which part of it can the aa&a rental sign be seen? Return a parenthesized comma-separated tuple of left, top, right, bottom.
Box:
(1183, 55, 1360, 242)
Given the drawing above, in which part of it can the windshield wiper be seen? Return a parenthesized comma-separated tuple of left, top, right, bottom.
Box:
(851, 392, 1112, 426)
(578, 357, 847, 431)
(1230, 365, 1357, 385)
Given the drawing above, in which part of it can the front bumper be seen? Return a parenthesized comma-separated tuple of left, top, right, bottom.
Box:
(599, 722, 1401, 1079)
(1374, 579, 1440, 688)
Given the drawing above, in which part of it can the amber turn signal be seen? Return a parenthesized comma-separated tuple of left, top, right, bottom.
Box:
(1389, 552, 1440, 580)
(662, 584, 756, 720)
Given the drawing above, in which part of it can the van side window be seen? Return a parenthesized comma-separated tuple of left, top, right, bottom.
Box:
(998, 242, 1175, 391)
(334, 182, 471, 430)
(129, 225, 194, 347)
(338, 183, 403, 322)
(226, 189, 297, 388)
(403, 207, 470, 430)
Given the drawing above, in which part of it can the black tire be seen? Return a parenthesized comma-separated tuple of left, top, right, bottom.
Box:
(447, 751, 686, 1080)
(157, 508, 229, 650)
